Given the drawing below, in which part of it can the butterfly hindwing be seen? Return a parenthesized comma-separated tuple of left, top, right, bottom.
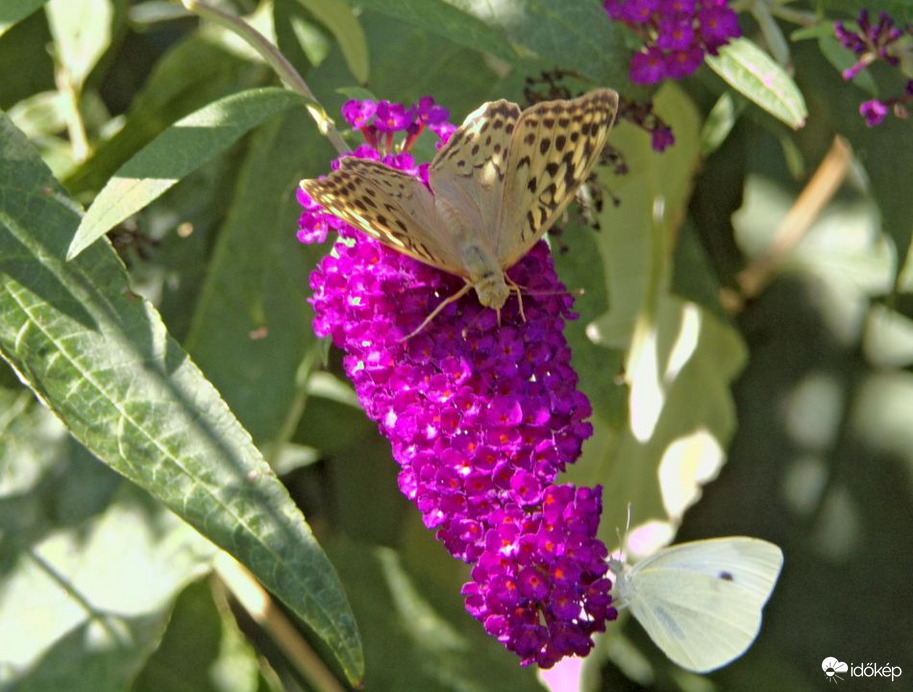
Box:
(301, 157, 464, 275)
(496, 89, 618, 268)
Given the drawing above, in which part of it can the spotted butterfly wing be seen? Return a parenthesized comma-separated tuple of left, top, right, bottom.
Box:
(496, 88, 618, 268)
(301, 157, 464, 274)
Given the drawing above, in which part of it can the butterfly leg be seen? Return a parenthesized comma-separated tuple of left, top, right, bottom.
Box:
(400, 282, 474, 341)
(504, 274, 527, 323)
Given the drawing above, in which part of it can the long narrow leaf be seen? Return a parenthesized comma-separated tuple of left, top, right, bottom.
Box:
(0, 114, 364, 685)
(68, 87, 306, 260)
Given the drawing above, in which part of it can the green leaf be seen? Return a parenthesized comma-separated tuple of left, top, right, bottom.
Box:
(563, 84, 747, 542)
(353, 0, 629, 85)
(0, 0, 48, 37)
(0, 8, 55, 106)
(134, 580, 272, 692)
(68, 87, 306, 260)
(128, 0, 192, 24)
(296, 0, 369, 83)
(7, 90, 70, 137)
(699, 92, 745, 157)
(0, 397, 211, 689)
(706, 37, 808, 130)
(1, 483, 214, 689)
(45, 0, 116, 90)
(62, 24, 270, 196)
(328, 538, 543, 691)
(183, 111, 330, 445)
(352, 0, 517, 63)
(360, 11, 500, 114)
(0, 115, 363, 684)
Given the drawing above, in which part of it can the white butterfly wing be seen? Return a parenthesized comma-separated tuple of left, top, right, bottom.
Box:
(621, 537, 783, 673)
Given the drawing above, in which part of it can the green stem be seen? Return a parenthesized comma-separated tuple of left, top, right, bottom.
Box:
(56, 68, 90, 163)
(768, 4, 818, 27)
(180, 0, 350, 155)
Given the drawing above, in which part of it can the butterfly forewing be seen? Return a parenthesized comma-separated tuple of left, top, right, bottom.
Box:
(300, 157, 464, 275)
(496, 89, 618, 268)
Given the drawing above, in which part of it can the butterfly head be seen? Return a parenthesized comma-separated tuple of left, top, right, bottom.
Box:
(461, 244, 511, 310)
(472, 271, 511, 310)
(606, 554, 635, 606)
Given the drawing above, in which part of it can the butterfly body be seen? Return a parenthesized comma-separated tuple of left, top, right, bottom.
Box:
(302, 89, 619, 325)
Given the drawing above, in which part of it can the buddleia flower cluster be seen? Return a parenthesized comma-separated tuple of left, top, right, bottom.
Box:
(297, 97, 617, 667)
(835, 10, 913, 127)
(603, 0, 741, 84)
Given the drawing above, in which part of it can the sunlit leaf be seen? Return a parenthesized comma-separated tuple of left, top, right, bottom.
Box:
(706, 37, 808, 129)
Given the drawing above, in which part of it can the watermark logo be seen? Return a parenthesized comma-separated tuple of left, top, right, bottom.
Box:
(822, 658, 902, 684)
(822, 658, 848, 684)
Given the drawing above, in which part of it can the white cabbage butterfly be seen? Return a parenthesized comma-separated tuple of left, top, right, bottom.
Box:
(608, 536, 784, 673)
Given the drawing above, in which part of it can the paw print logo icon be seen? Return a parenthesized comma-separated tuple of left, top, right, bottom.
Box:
(822, 657, 848, 683)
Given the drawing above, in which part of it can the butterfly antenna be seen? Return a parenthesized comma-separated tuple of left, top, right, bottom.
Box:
(612, 502, 633, 562)
(400, 283, 473, 341)
(505, 274, 584, 319)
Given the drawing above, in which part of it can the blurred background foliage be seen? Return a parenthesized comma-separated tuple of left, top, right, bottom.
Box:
(1, 0, 912, 690)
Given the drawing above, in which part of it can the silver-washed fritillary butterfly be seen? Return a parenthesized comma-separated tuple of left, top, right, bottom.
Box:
(301, 89, 619, 334)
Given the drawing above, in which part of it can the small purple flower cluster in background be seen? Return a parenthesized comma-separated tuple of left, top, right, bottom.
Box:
(297, 98, 617, 667)
(835, 10, 912, 127)
(603, 0, 741, 84)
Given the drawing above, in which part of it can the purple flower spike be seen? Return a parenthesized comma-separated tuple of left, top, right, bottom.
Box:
(298, 96, 615, 668)
(307, 226, 616, 665)
(603, 0, 740, 84)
